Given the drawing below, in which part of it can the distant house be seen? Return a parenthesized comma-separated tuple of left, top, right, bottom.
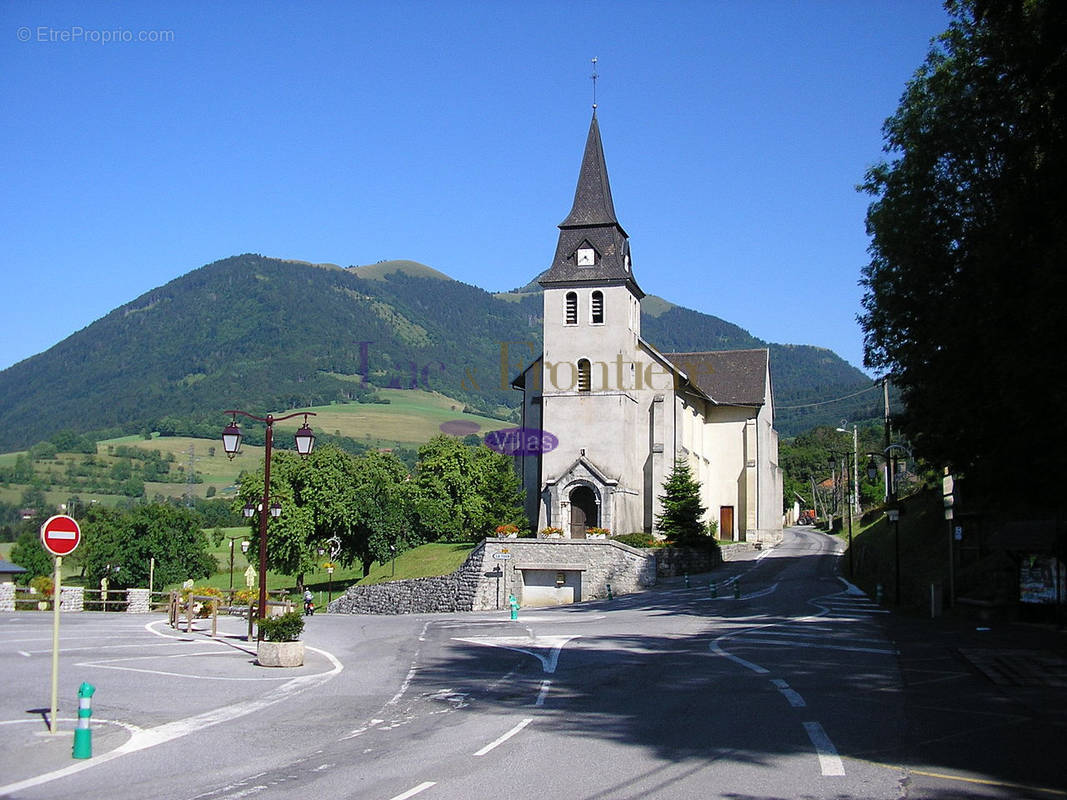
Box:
(0, 560, 27, 583)
(18, 509, 36, 521)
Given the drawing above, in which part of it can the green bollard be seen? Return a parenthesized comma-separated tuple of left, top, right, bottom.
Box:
(733, 581, 741, 600)
(710, 581, 718, 598)
(508, 594, 518, 620)
(72, 682, 95, 759)
(684, 572, 690, 588)
(606, 583, 613, 600)
(876, 584, 884, 605)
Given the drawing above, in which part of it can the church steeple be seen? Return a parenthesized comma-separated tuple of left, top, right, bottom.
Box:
(540, 113, 643, 298)
(559, 113, 622, 230)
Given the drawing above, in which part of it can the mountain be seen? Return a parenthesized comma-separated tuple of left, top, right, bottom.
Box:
(0, 254, 876, 451)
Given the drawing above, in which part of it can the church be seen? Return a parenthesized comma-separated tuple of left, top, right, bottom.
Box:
(511, 112, 784, 544)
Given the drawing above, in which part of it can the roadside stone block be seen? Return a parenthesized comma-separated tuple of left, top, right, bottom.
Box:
(126, 588, 151, 613)
(60, 584, 84, 612)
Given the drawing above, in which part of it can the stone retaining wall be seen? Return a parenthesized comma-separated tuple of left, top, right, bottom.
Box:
(329, 544, 488, 615)
(478, 537, 656, 608)
(721, 542, 765, 560)
(653, 546, 724, 577)
(0, 583, 13, 612)
(328, 537, 657, 615)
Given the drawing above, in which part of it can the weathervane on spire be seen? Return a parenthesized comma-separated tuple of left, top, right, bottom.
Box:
(591, 56, 599, 111)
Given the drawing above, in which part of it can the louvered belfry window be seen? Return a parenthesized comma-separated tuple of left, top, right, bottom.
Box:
(591, 290, 604, 324)
(566, 292, 578, 325)
(577, 358, 591, 393)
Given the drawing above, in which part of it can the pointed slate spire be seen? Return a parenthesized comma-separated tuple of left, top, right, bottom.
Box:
(559, 113, 621, 230)
(540, 113, 642, 297)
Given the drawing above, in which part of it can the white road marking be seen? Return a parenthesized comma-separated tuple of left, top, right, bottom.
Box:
(473, 717, 533, 756)
(385, 621, 431, 707)
(803, 721, 846, 776)
(740, 629, 888, 645)
(389, 781, 437, 800)
(737, 638, 896, 655)
(0, 644, 343, 797)
(452, 635, 578, 674)
(25, 641, 192, 655)
(18, 650, 30, 657)
(709, 638, 769, 674)
(534, 679, 552, 706)
(770, 679, 806, 708)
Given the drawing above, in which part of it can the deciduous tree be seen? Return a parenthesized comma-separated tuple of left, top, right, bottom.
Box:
(860, 0, 1066, 500)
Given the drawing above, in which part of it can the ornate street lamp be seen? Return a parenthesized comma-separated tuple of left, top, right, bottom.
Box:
(222, 410, 316, 632)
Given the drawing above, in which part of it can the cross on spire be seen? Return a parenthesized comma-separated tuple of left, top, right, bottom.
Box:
(591, 56, 598, 111)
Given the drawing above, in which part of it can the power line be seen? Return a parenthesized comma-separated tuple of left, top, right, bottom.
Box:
(777, 382, 881, 410)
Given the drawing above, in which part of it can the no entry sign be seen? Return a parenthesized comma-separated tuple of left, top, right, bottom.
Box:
(40, 514, 81, 557)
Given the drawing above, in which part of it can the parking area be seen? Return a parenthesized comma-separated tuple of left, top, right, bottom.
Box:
(0, 611, 341, 793)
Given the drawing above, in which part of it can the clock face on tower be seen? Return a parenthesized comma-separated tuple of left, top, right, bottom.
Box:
(576, 247, 595, 266)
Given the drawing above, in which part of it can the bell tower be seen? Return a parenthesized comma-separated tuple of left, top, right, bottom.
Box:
(539, 112, 644, 393)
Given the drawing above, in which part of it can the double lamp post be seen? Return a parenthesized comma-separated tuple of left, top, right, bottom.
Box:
(222, 410, 316, 623)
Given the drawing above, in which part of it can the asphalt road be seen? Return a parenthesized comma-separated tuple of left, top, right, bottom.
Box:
(2, 528, 1064, 800)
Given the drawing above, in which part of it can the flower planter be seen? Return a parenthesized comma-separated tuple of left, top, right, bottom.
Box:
(257, 640, 304, 667)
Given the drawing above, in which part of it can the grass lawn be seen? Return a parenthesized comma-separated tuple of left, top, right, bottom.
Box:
(270, 388, 512, 446)
(178, 529, 476, 603)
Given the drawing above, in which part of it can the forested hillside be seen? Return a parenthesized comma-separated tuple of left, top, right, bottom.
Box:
(0, 254, 875, 450)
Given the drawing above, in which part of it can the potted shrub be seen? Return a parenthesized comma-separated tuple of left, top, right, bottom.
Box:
(256, 610, 305, 667)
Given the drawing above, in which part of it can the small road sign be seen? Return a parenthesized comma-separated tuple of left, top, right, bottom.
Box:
(40, 515, 81, 557)
(493, 553, 513, 561)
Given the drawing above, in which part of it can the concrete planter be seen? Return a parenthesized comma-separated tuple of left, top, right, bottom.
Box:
(257, 640, 304, 667)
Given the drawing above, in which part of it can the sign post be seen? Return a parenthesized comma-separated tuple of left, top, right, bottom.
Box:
(40, 514, 81, 734)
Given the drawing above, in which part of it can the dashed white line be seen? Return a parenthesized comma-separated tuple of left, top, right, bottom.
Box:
(709, 638, 769, 674)
(473, 718, 533, 756)
(534, 679, 552, 706)
(389, 781, 436, 800)
(803, 721, 846, 776)
(770, 679, 806, 708)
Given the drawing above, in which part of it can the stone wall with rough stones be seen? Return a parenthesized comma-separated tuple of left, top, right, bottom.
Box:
(329, 544, 488, 615)
(0, 583, 13, 612)
(478, 537, 656, 608)
(328, 537, 657, 615)
(653, 546, 724, 578)
(126, 588, 151, 613)
(60, 585, 84, 612)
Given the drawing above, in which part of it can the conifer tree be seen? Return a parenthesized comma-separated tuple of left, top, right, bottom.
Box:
(656, 460, 708, 545)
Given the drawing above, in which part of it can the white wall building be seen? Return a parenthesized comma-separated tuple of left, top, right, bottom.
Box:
(513, 113, 783, 544)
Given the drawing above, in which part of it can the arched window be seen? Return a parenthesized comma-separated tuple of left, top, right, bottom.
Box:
(577, 358, 591, 393)
(565, 292, 578, 325)
(591, 290, 604, 324)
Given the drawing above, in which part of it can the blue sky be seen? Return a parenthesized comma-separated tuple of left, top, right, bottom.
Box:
(1, 1, 950, 374)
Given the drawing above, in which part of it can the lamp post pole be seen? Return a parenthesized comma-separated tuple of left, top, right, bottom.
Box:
(223, 410, 315, 628)
(227, 535, 248, 595)
(829, 452, 855, 579)
(866, 444, 911, 606)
